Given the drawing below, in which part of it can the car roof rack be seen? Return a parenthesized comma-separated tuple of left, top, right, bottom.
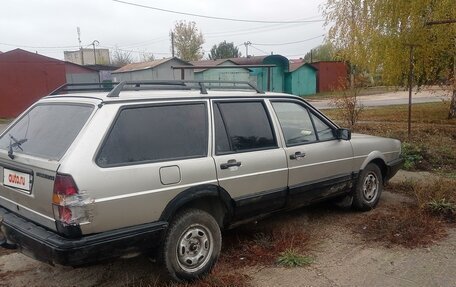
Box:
(106, 80, 264, 97)
(49, 82, 120, 95)
(49, 80, 264, 97)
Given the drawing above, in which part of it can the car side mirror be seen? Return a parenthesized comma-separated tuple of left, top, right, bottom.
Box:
(336, 128, 351, 140)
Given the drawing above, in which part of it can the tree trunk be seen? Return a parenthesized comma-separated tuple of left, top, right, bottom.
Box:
(449, 88, 456, 119)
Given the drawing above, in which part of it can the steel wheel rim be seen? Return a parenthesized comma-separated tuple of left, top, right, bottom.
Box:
(362, 172, 379, 203)
(176, 224, 213, 272)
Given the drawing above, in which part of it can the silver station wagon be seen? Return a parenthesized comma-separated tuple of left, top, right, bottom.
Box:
(0, 81, 403, 281)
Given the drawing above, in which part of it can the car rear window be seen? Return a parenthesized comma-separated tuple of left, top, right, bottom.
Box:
(0, 104, 94, 160)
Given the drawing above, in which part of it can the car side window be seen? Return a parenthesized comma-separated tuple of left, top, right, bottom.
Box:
(310, 113, 336, 141)
(97, 103, 207, 167)
(214, 101, 276, 153)
(213, 104, 231, 153)
(271, 102, 317, 146)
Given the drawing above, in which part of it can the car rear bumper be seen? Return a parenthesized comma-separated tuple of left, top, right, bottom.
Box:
(385, 157, 404, 182)
(0, 206, 167, 266)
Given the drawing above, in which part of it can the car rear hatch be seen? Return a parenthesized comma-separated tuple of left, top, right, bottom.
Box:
(0, 102, 95, 231)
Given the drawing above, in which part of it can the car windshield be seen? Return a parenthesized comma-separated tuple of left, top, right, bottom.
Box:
(0, 104, 94, 160)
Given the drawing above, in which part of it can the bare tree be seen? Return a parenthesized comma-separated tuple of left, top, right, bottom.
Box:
(111, 48, 133, 67)
(330, 78, 364, 129)
(140, 52, 155, 62)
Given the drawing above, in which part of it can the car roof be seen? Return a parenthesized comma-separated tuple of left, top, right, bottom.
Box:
(43, 89, 300, 104)
(42, 81, 304, 104)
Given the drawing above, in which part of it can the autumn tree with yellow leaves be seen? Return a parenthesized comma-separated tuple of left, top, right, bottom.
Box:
(323, 0, 456, 118)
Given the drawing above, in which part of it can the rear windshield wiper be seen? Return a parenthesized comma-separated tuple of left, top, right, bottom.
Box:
(8, 134, 27, 160)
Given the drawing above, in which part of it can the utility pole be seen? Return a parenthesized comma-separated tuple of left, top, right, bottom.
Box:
(244, 41, 251, 57)
(171, 32, 175, 58)
(426, 19, 456, 119)
(77, 27, 84, 65)
(91, 40, 99, 65)
(404, 43, 420, 141)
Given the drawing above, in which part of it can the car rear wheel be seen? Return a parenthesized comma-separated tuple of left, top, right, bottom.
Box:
(161, 209, 221, 282)
(352, 163, 383, 211)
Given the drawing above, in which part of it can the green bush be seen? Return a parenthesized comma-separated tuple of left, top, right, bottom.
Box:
(402, 143, 424, 170)
(276, 249, 313, 267)
(427, 199, 456, 218)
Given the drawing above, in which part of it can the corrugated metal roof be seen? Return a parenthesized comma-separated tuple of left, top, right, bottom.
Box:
(85, 64, 120, 71)
(0, 48, 63, 62)
(190, 59, 229, 67)
(113, 57, 191, 73)
(229, 56, 268, 65)
(289, 59, 318, 72)
(189, 59, 244, 72)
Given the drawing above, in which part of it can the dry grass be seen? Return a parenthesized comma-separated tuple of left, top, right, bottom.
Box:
(220, 222, 311, 267)
(323, 102, 455, 125)
(124, 219, 312, 287)
(167, 266, 251, 287)
(305, 86, 396, 100)
(357, 177, 456, 248)
(124, 264, 251, 287)
(323, 102, 456, 175)
(388, 178, 456, 222)
(356, 205, 447, 248)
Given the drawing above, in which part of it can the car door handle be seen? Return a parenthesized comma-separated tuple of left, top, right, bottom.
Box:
(290, 151, 306, 160)
(220, 159, 242, 169)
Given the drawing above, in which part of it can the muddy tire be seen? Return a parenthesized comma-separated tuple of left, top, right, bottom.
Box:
(352, 163, 383, 211)
(161, 209, 221, 282)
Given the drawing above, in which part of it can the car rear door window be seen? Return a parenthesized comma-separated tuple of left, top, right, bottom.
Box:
(0, 104, 93, 160)
(97, 103, 207, 167)
(213, 104, 231, 154)
(271, 102, 317, 146)
(214, 101, 276, 153)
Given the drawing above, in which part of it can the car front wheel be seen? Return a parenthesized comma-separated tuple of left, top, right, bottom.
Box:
(352, 163, 383, 211)
(161, 209, 221, 281)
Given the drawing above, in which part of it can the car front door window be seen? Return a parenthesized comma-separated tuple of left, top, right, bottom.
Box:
(271, 102, 317, 146)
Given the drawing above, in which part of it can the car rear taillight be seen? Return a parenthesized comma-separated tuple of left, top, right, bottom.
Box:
(53, 174, 78, 206)
(52, 173, 83, 226)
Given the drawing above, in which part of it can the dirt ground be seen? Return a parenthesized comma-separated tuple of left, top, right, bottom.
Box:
(1, 171, 455, 287)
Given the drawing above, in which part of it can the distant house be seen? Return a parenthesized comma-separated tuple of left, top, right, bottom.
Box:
(190, 59, 250, 84)
(230, 55, 290, 93)
(64, 48, 111, 65)
(112, 57, 193, 82)
(310, 61, 348, 93)
(0, 49, 100, 117)
(286, 59, 317, 96)
(85, 64, 120, 82)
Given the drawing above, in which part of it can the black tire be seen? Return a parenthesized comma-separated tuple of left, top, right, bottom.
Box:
(352, 163, 383, 211)
(161, 209, 221, 282)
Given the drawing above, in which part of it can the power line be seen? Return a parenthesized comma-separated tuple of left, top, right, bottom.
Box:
(112, 36, 169, 49)
(250, 45, 269, 55)
(206, 23, 310, 39)
(101, 45, 170, 55)
(112, 0, 325, 24)
(204, 16, 321, 36)
(0, 42, 79, 49)
(251, 35, 325, 46)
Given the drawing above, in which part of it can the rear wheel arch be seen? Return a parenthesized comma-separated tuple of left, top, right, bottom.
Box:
(159, 184, 234, 228)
